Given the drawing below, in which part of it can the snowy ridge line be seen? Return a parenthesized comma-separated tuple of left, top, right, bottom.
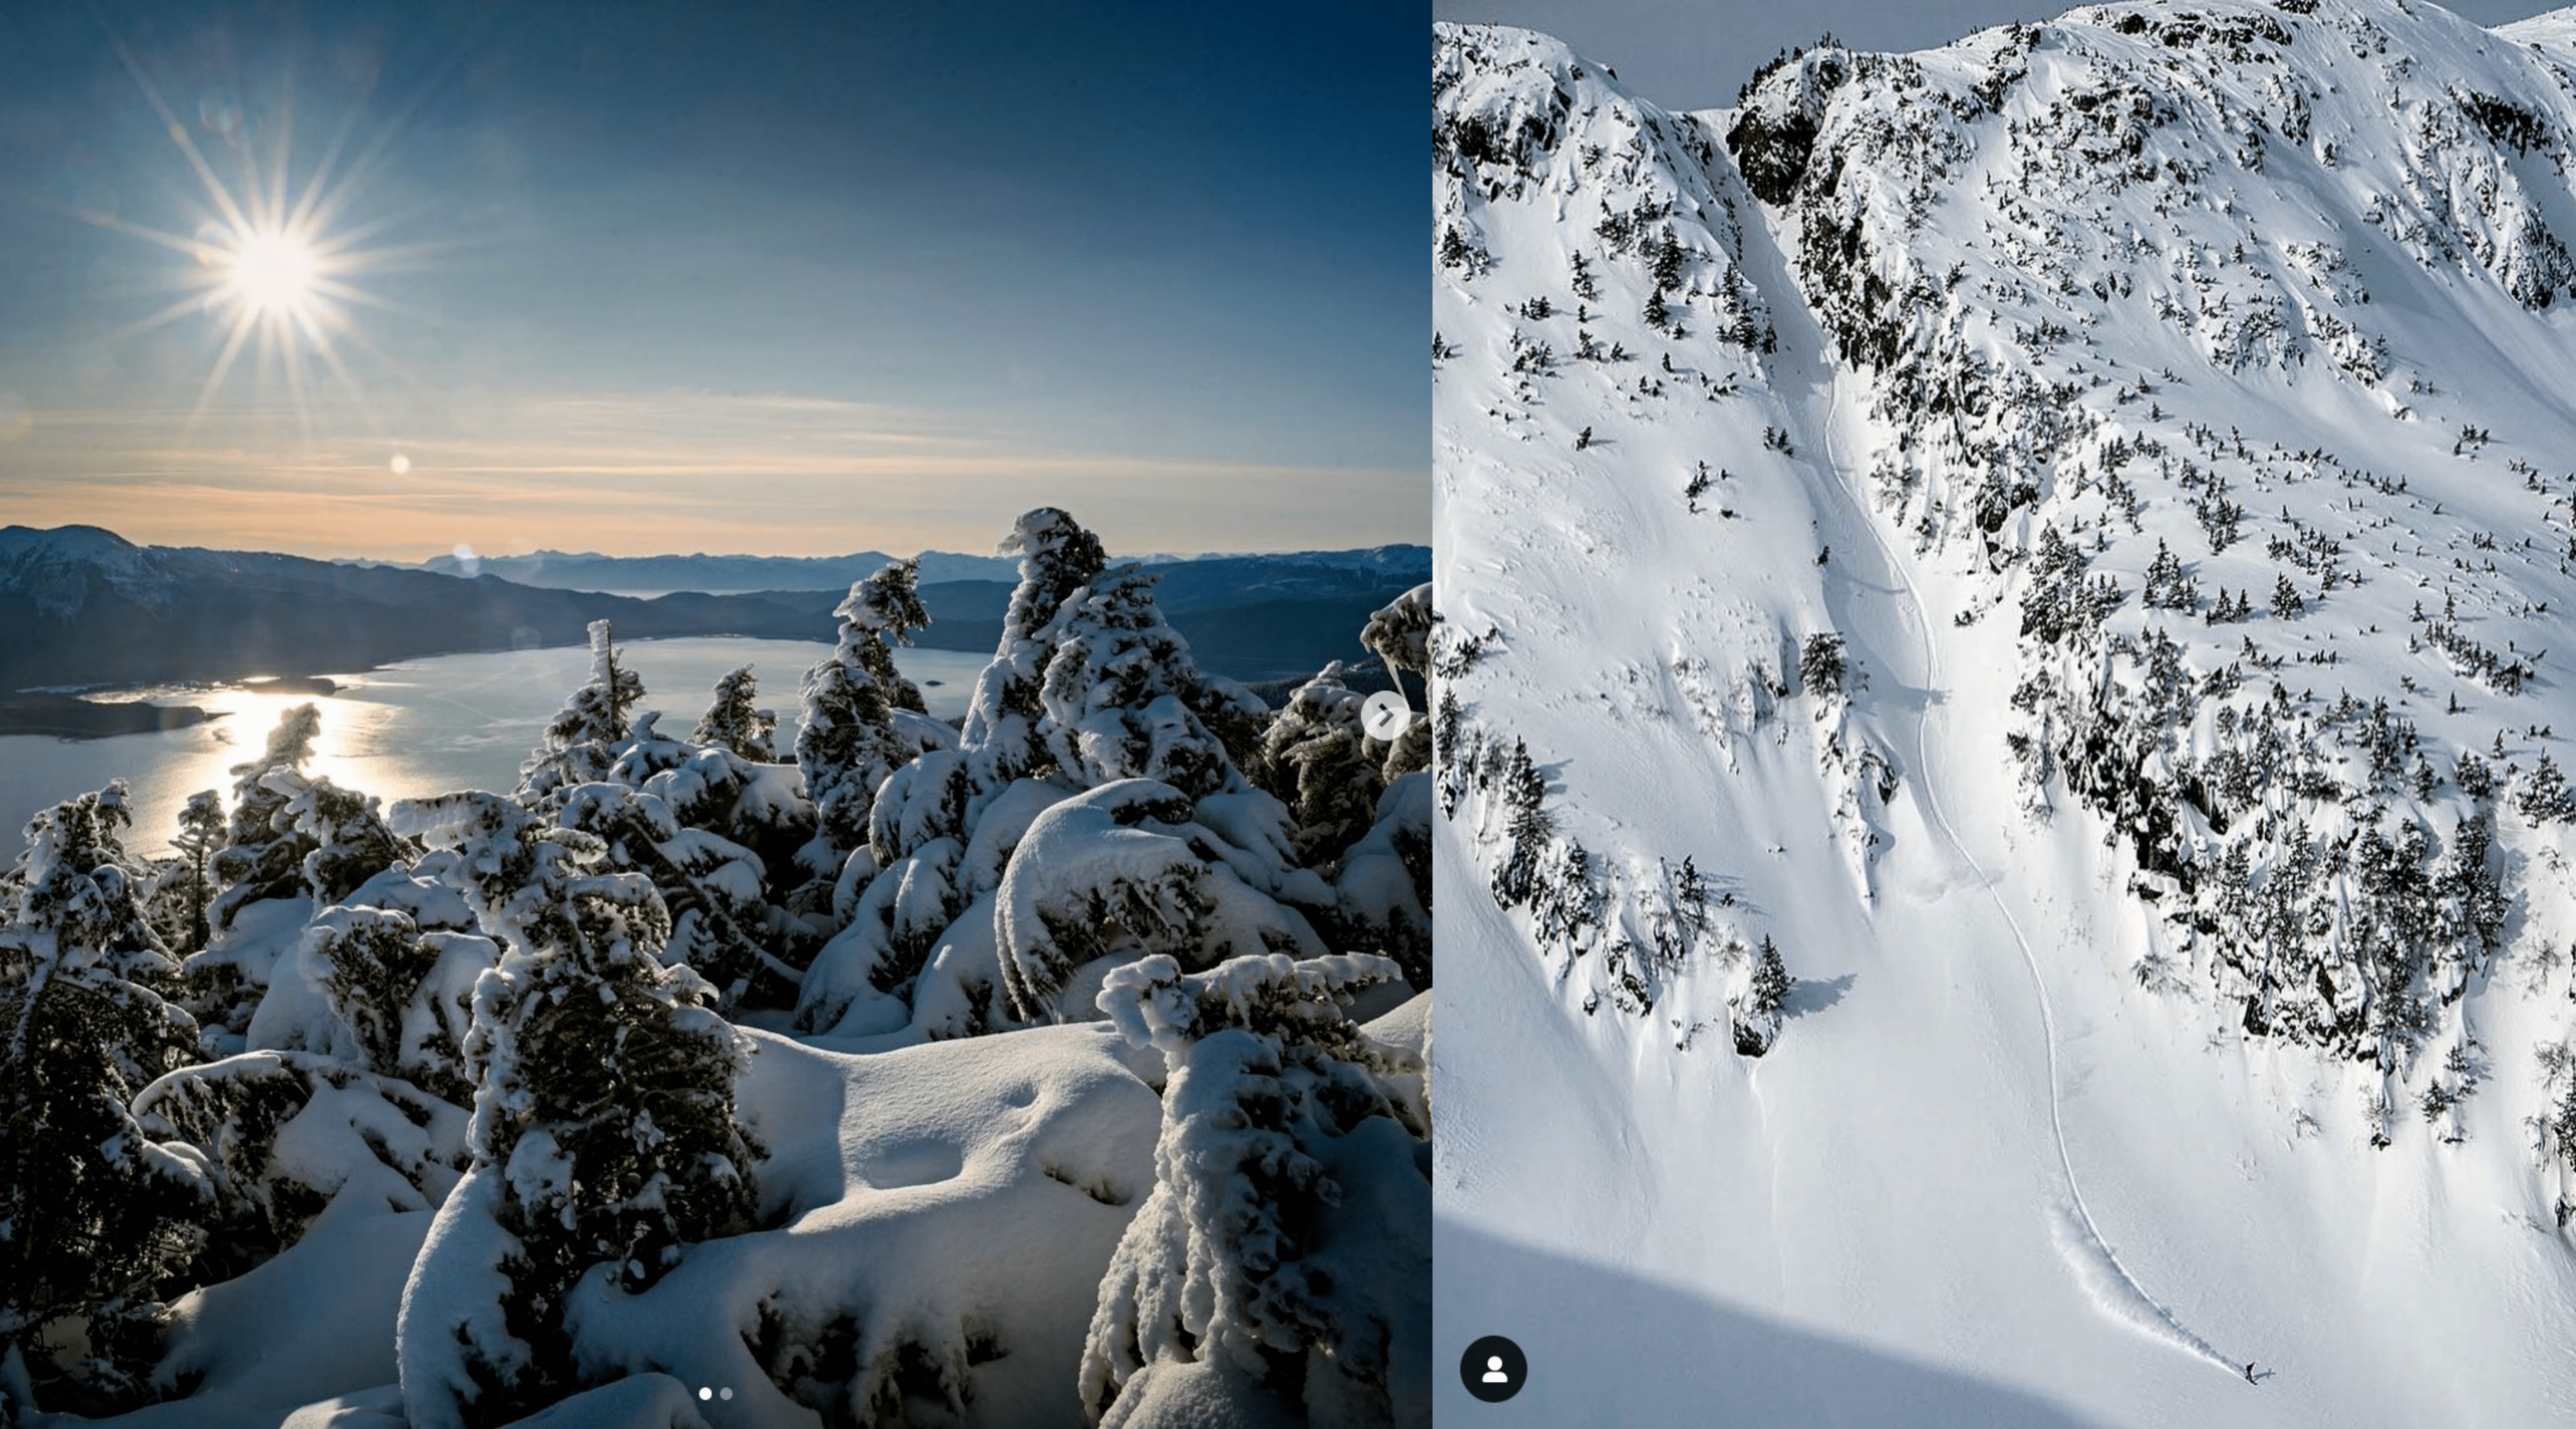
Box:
(1814, 366, 2240, 1377)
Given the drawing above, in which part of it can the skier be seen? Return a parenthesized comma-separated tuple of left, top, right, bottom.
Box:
(2243, 1362, 2258, 1386)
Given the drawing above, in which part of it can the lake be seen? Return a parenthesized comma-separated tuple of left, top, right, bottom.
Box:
(0, 638, 993, 858)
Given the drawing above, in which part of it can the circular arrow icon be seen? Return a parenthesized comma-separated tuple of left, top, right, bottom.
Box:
(1361, 690, 1418, 741)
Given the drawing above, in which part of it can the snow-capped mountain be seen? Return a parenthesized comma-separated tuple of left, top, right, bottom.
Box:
(0, 524, 175, 619)
(1435, 4, 2576, 1424)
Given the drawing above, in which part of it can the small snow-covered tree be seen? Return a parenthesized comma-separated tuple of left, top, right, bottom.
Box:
(390, 790, 758, 1428)
(0, 786, 209, 1410)
(554, 781, 790, 1009)
(844, 557, 932, 714)
(1333, 773, 1433, 989)
(636, 744, 819, 957)
(1083, 951, 1428, 1429)
(191, 714, 414, 1050)
(1360, 584, 1433, 685)
(2143, 540, 2196, 611)
(1734, 935, 1794, 1057)
(285, 776, 414, 906)
(2271, 573, 2306, 621)
(293, 904, 490, 1104)
(1256, 665, 1386, 866)
(154, 790, 226, 954)
(1801, 633, 1847, 698)
(958, 507, 1111, 787)
(940, 507, 1263, 808)
(518, 620, 643, 810)
(1490, 738, 1551, 908)
(2519, 753, 2576, 825)
(802, 511, 1344, 1037)
(2457, 748, 2497, 800)
(692, 663, 779, 762)
(132, 1047, 467, 1288)
(797, 562, 955, 904)
(208, 703, 324, 930)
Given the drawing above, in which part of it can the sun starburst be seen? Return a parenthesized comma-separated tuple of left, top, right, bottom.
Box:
(222, 229, 323, 318)
(77, 24, 452, 448)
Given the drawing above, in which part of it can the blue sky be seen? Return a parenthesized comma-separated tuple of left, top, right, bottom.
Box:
(0, 1, 1418, 559)
(1431, 0, 2559, 110)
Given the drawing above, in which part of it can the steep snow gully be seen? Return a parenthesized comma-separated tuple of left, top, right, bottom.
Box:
(1766, 208, 2241, 1376)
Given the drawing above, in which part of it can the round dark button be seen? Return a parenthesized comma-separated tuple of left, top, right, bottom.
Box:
(1459, 1334, 1527, 1403)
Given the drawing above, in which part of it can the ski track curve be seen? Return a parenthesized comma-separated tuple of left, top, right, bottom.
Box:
(1804, 358, 2241, 1379)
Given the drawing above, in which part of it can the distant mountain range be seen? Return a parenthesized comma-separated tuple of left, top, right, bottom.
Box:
(406, 547, 1024, 590)
(0, 526, 1427, 693)
(402, 543, 1429, 595)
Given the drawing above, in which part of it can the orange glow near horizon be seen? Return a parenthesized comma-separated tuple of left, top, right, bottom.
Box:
(3, 390, 1419, 562)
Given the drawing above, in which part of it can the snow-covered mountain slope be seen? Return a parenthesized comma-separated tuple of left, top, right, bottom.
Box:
(0, 525, 175, 619)
(1434, 5, 2576, 1424)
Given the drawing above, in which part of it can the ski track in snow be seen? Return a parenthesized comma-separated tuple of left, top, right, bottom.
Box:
(1803, 335, 2240, 1379)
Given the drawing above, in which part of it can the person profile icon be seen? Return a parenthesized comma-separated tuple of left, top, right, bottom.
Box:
(1461, 1334, 1526, 1401)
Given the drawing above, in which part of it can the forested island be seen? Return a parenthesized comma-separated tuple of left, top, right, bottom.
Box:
(0, 692, 218, 739)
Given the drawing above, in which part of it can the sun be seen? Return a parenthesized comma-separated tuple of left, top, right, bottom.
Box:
(72, 24, 449, 444)
(222, 229, 322, 319)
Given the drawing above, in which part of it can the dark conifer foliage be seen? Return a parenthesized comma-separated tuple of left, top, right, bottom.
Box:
(692, 664, 780, 763)
(392, 791, 758, 1424)
(0, 786, 208, 1411)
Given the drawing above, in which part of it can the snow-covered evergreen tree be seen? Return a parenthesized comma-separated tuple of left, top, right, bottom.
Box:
(691, 663, 779, 763)
(2519, 753, 2576, 825)
(1734, 935, 1795, 1057)
(796, 561, 955, 910)
(958, 507, 1112, 787)
(1360, 582, 1435, 780)
(208, 703, 323, 930)
(1082, 951, 1428, 1429)
(292, 904, 489, 1103)
(189, 709, 417, 1052)
(801, 511, 1352, 1039)
(995, 781, 1330, 1025)
(1255, 664, 1386, 866)
(284, 777, 414, 906)
(634, 743, 819, 977)
(1332, 773, 1434, 989)
(389, 790, 758, 1428)
(132, 1046, 467, 1287)
(1034, 563, 1270, 800)
(844, 556, 932, 715)
(1800, 632, 1848, 698)
(146, 790, 226, 956)
(0, 786, 210, 1411)
(553, 780, 790, 1009)
(517, 620, 643, 810)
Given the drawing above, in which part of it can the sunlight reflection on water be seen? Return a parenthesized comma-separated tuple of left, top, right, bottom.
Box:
(0, 638, 988, 856)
